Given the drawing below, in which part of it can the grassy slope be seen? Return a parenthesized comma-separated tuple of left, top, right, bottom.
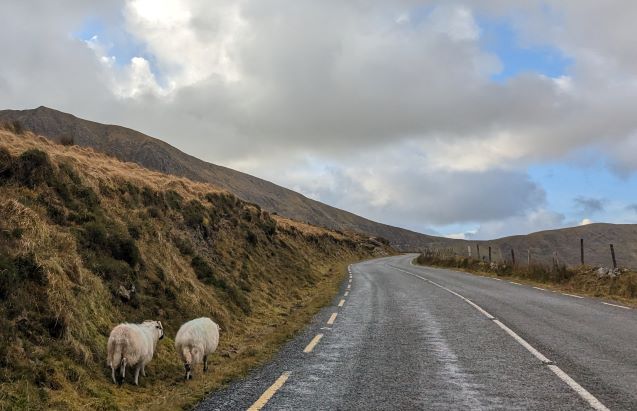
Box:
(0, 130, 391, 410)
(0, 107, 443, 251)
(414, 253, 637, 306)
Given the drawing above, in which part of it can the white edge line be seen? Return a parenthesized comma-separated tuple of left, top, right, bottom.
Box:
(562, 293, 584, 299)
(547, 365, 610, 411)
(327, 313, 338, 325)
(602, 302, 631, 310)
(509, 281, 522, 285)
(389, 264, 609, 411)
(533, 286, 546, 291)
(492, 319, 551, 364)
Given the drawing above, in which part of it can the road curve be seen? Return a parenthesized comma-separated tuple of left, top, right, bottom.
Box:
(196, 254, 637, 410)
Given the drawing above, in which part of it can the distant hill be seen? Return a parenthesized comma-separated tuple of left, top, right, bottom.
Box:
(476, 223, 637, 268)
(0, 106, 446, 250)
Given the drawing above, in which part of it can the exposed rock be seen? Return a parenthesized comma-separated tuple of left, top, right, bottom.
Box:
(117, 284, 136, 302)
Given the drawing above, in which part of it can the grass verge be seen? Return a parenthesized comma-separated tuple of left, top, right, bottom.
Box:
(0, 130, 392, 410)
(414, 253, 637, 307)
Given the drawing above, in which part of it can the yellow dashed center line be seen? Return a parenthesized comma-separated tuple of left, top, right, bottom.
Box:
(327, 313, 338, 325)
(338, 299, 345, 307)
(247, 371, 290, 411)
(303, 334, 323, 353)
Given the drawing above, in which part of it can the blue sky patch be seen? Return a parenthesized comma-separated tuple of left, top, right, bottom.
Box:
(73, 17, 168, 87)
(479, 18, 572, 82)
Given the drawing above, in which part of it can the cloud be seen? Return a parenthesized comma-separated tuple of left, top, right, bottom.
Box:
(579, 218, 593, 226)
(465, 209, 566, 240)
(1, 1, 637, 237)
(573, 196, 604, 214)
(252, 145, 546, 232)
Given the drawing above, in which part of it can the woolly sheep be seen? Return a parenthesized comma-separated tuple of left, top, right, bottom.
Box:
(106, 320, 164, 385)
(174, 317, 220, 380)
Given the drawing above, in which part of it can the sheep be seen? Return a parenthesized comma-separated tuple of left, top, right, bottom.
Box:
(106, 320, 164, 385)
(174, 317, 220, 380)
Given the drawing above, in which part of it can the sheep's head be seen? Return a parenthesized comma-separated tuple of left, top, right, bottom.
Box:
(143, 320, 164, 340)
(156, 321, 164, 340)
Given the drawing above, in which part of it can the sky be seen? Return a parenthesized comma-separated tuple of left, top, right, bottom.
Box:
(1, 0, 637, 239)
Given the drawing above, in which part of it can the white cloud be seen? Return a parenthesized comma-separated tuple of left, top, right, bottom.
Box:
(2, 1, 637, 237)
(467, 209, 566, 240)
(427, 4, 481, 41)
(579, 218, 593, 226)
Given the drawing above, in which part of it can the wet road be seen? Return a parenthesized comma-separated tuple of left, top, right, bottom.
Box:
(196, 254, 637, 410)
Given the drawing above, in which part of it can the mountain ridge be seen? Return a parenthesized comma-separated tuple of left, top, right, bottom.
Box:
(0, 106, 446, 250)
(2, 106, 637, 268)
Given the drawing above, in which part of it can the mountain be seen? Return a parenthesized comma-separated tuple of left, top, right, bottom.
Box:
(0, 106, 446, 250)
(3, 106, 636, 268)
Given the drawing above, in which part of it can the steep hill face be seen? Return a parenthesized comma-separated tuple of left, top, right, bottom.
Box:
(0, 129, 391, 410)
(0, 106, 444, 250)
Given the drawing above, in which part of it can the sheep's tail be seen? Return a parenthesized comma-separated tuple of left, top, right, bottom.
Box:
(181, 346, 193, 365)
(108, 337, 127, 383)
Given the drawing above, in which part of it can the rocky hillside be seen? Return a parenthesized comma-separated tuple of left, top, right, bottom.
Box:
(0, 107, 444, 250)
(0, 128, 391, 410)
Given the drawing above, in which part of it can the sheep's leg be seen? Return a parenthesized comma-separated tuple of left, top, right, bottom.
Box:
(134, 365, 141, 386)
(203, 355, 208, 372)
(141, 363, 146, 377)
(111, 366, 117, 384)
(120, 363, 126, 384)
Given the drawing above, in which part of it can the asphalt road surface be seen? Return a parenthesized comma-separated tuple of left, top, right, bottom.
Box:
(196, 254, 637, 410)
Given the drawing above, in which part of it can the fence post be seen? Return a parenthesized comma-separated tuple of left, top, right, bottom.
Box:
(468, 245, 472, 258)
(610, 244, 617, 269)
(527, 249, 530, 267)
(580, 238, 584, 266)
(476, 244, 480, 260)
(511, 249, 515, 266)
(488, 246, 492, 263)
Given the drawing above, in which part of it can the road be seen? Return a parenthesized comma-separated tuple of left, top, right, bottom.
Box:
(196, 254, 637, 410)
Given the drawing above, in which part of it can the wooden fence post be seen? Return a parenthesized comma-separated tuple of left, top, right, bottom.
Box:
(580, 238, 584, 266)
(488, 246, 492, 263)
(511, 249, 515, 266)
(476, 244, 480, 260)
(610, 244, 617, 269)
(527, 249, 530, 267)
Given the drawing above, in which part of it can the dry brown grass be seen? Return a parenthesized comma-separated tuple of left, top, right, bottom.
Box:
(0, 130, 392, 410)
(0, 130, 226, 202)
